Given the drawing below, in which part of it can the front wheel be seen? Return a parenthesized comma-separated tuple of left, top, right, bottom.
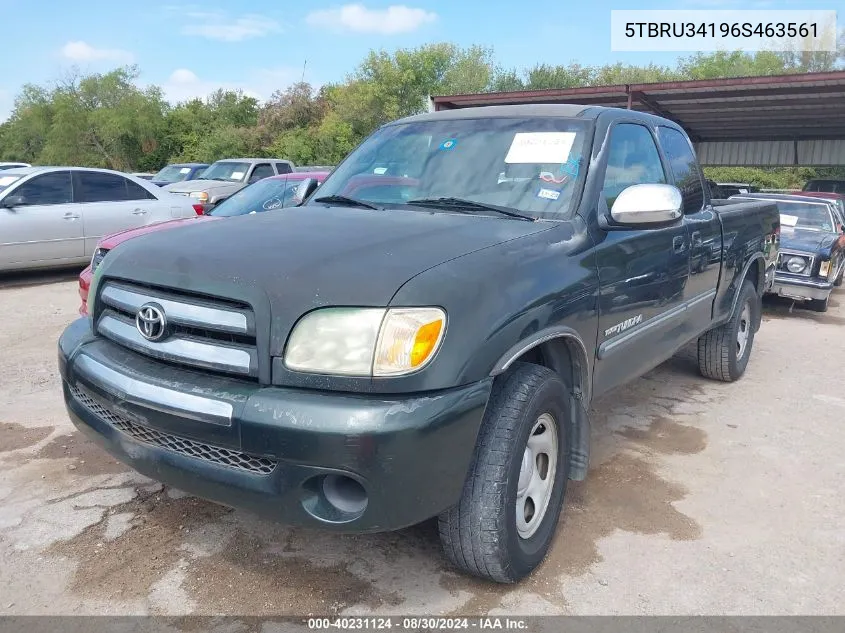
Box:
(698, 280, 759, 382)
(438, 363, 570, 583)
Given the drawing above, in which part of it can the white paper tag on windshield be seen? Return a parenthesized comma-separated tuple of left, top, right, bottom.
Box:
(0, 176, 20, 187)
(780, 214, 798, 227)
(179, 167, 191, 174)
(505, 132, 576, 164)
(231, 171, 245, 180)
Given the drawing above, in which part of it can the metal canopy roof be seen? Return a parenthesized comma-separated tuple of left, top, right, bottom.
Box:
(431, 71, 845, 143)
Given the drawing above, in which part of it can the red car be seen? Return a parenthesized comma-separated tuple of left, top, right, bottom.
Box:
(78, 171, 329, 314)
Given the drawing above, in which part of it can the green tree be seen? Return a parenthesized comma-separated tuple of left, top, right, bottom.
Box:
(16, 66, 168, 170)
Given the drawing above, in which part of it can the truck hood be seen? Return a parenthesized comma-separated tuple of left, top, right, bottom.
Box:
(98, 216, 218, 249)
(164, 179, 241, 194)
(780, 228, 837, 255)
(98, 205, 553, 354)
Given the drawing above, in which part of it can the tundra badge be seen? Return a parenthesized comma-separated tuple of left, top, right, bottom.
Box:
(605, 314, 643, 337)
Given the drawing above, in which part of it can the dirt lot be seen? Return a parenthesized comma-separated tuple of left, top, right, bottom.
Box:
(0, 270, 843, 616)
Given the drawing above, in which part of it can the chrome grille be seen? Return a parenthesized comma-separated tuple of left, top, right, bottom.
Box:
(69, 384, 276, 475)
(96, 281, 258, 380)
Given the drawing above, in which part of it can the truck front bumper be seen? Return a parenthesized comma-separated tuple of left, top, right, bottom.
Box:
(768, 275, 833, 302)
(59, 318, 492, 533)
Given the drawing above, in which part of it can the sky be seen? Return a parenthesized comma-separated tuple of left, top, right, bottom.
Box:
(0, 0, 811, 121)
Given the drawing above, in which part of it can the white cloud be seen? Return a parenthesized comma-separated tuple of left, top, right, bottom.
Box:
(161, 67, 300, 104)
(181, 11, 282, 41)
(305, 4, 437, 35)
(60, 41, 134, 64)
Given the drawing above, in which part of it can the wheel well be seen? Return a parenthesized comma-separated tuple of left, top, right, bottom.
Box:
(746, 257, 763, 295)
(499, 335, 592, 480)
(505, 336, 589, 402)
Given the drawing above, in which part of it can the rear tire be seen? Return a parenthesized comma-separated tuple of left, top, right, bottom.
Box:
(809, 295, 829, 312)
(834, 269, 843, 287)
(438, 362, 570, 583)
(698, 280, 759, 382)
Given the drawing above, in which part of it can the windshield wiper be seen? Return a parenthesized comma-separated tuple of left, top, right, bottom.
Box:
(312, 194, 380, 210)
(406, 197, 534, 221)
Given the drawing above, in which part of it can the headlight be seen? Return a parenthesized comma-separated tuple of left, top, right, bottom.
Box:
(786, 256, 807, 274)
(189, 191, 209, 203)
(819, 260, 831, 278)
(284, 307, 446, 377)
(90, 247, 109, 272)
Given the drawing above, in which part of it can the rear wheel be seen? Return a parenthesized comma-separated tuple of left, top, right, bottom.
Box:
(698, 281, 759, 382)
(834, 268, 843, 287)
(438, 362, 570, 583)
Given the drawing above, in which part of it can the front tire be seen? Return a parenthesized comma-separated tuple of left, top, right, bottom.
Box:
(698, 280, 759, 382)
(438, 362, 570, 583)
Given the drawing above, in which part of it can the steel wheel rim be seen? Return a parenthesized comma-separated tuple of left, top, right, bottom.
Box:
(736, 302, 751, 360)
(516, 413, 558, 539)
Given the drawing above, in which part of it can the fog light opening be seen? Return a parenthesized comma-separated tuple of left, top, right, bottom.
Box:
(322, 474, 368, 515)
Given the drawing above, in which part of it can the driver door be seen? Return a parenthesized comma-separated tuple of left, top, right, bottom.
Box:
(0, 170, 83, 268)
(591, 123, 691, 397)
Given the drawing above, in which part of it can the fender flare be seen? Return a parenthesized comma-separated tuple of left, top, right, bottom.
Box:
(490, 326, 593, 481)
(728, 253, 766, 323)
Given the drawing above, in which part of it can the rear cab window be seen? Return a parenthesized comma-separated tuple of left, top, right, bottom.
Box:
(657, 126, 705, 214)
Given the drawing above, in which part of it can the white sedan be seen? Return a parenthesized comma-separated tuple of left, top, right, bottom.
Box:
(0, 166, 200, 272)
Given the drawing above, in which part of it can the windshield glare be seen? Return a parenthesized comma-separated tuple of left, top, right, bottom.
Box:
(312, 117, 591, 219)
(209, 178, 303, 217)
(154, 165, 194, 183)
(201, 162, 250, 183)
(776, 201, 836, 232)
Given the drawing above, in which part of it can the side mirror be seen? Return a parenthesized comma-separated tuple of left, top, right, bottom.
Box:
(610, 184, 682, 226)
(293, 178, 320, 205)
(0, 195, 27, 209)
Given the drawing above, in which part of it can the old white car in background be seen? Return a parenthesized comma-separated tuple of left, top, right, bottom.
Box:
(0, 166, 199, 272)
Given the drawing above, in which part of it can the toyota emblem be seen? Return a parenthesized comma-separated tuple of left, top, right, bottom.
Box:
(135, 303, 168, 341)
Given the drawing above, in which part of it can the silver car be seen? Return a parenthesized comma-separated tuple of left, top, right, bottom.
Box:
(0, 166, 198, 272)
(164, 158, 295, 213)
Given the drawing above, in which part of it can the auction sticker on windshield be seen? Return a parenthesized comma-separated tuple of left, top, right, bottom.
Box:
(179, 167, 191, 174)
(231, 171, 245, 180)
(780, 214, 798, 227)
(505, 132, 576, 164)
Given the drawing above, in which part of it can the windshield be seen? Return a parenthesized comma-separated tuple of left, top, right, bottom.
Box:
(208, 178, 303, 216)
(201, 161, 250, 183)
(311, 117, 592, 220)
(775, 201, 836, 232)
(154, 165, 195, 183)
(0, 174, 22, 193)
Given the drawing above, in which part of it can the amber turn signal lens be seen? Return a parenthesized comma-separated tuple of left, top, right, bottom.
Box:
(411, 319, 444, 367)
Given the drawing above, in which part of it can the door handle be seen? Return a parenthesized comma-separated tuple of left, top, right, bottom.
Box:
(132, 208, 148, 215)
(63, 212, 80, 220)
(672, 235, 687, 253)
(691, 231, 703, 247)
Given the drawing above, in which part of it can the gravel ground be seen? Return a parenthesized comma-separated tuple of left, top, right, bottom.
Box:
(0, 270, 843, 616)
